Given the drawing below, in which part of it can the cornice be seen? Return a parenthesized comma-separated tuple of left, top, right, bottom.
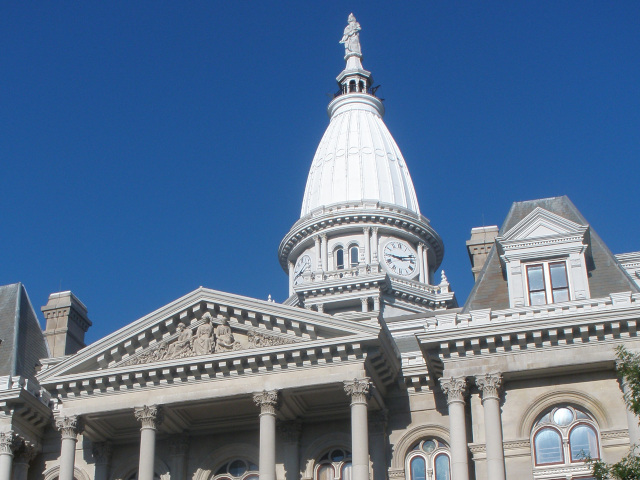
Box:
(278, 202, 444, 272)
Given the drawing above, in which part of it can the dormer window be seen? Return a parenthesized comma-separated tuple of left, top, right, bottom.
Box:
(526, 261, 570, 306)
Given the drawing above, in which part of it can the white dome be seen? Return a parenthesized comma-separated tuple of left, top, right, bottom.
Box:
(300, 93, 421, 218)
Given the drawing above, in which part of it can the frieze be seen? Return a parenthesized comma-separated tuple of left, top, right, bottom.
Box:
(120, 312, 298, 366)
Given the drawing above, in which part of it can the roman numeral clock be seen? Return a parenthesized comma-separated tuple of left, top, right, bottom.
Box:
(382, 241, 418, 277)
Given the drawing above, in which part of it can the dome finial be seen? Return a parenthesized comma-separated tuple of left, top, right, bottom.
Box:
(340, 13, 363, 67)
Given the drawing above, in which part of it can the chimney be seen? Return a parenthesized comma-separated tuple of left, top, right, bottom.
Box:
(41, 291, 92, 357)
(466, 226, 499, 281)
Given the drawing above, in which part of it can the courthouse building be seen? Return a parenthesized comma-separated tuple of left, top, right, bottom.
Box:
(1, 14, 639, 480)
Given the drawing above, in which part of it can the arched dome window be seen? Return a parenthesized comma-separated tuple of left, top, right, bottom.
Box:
(405, 438, 450, 480)
(212, 459, 258, 480)
(315, 448, 352, 480)
(349, 246, 359, 268)
(532, 405, 600, 476)
(335, 248, 345, 270)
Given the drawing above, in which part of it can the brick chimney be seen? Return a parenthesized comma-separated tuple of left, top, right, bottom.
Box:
(41, 291, 92, 357)
(466, 226, 499, 281)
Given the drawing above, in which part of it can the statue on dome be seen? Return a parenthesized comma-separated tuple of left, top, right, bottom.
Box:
(214, 317, 241, 353)
(340, 13, 362, 57)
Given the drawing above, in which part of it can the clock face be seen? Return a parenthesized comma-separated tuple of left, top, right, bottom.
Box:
(383, 241, 418, 277)
(293, 255, 312, 285)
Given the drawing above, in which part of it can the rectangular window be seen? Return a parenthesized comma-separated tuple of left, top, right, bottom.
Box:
(525, 261, 571, 306)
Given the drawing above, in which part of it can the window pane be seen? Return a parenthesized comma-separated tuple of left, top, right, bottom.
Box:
(570, 425, 599, 461)
(553, 407, 574, 426)
(317, 465, 334, 480)
(549, 263, 568, 288)
(553, 288, 570, 303)
(530, 290, 547, 306)
(229, 460, 247, 477)
(409, 457, 426, 480)
(527, 265, 545, 290)
(331, 449, 345, 462)
(422, 440, 436, 453)
(341, 463, 352, 480)
(350, 247, 359, 267)
(434, 454, 451, 480)
(336, 249, 344, 269)
(534, 428, 563, 464)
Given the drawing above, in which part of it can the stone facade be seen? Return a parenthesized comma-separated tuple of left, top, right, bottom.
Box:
(0, 13, 638, 480)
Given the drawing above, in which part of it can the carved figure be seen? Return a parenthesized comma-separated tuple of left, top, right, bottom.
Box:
(215, 317, 241, 353)
(193, 313, 214, 355)
(340, 13, 362, 56)
(167, 323, 193, 358)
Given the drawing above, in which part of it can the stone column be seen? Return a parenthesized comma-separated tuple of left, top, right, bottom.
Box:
(476, 374, 506, 480)
(363, 227, 371, 265)
(422, 245, 430, 284)
(371, 228, 379, 263)
(134, 405, 163, 480)
(314, 236, 322, 273)
(619, 373, 640, 446)
(321, 234, 328, 271)
(417, 244, 425, 283)
(92, 442, 112, 480)
(279, 421, 301, 480)
(369, 410, 388, 480)
(254, 390, 280, 480)
(440, 377, 469, 480)
(344, 378, 371, 480)
(288, 262, 294, 296)
(0, 432, 17, 480)
(361, 297, 369, 313)
(170, 435, 189, 480)
(13, 441, 37, 480)
(55, 415, 81, 480)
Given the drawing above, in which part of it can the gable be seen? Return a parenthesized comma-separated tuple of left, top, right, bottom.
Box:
(500, 206, 588, 242)
(37, 287, 380, 381)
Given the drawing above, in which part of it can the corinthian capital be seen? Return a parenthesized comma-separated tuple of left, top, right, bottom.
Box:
(55, 415, 82, 440)
(92, 442, 112, 465)
(344, 378, 371, 404)
(476, 373, 503, 402)
(253, 390, 280, 415)
(439, 377, 468, 405)
(134, 405, 163, 430)
(0, 431, 19, 455)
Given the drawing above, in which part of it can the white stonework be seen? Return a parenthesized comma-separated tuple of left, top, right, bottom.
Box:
(0, 14, 638, 480)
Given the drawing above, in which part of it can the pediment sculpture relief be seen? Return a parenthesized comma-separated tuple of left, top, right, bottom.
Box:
(120, 312, 297, 366)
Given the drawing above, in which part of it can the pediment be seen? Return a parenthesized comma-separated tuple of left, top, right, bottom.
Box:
(38, 287, 380, 382)
(499, 207, 588, 242)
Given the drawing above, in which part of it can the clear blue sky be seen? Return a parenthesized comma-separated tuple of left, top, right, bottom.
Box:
(2, 2, 639, 343)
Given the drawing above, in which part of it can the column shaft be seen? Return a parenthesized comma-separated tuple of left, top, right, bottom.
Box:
(363, 228, 371, 265)
(483, 397, 505, 480)
(315, 236, 322, 272)
(440, 378, 469, 480)
(417, 244, 425, 283)
(622, 381, 640, 445)
(135, 406, 162, 480)
(371, 228, 379, 263)
(288, 262, 294, 296)
(0, 454, 12, 480)
(59, 437, 77, 480)
(321, 235, 328, 271)
(344, 379, 370, 480)
(254, 390, 279, 480)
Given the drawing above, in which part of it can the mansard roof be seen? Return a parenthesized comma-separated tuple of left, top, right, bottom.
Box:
(463, 196, 639, 312)
(0, 282, 49, 380)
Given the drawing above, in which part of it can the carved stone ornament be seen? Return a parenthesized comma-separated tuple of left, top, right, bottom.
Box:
(55, 415, 82, 440)
(253, 390, 280, 415)
(0, 431, 20, 455)
(439, 377, 468, 405)
(134, 405, 164, 430)
(13, 440, 38, 464)
(92, 442, 113, 465)
(475, 373, 503, 401)
(120, 313, 297, 367)
(344, 378, 371, 404)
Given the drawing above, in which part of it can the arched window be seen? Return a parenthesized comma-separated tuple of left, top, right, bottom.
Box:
(335, 248, 345, 270)
(405, 438, 451, 480)
(532, 405, 600, 476)
(349, 246, 359, 267)
(315, 448, 352, 480)
(213, 459, 259, 480)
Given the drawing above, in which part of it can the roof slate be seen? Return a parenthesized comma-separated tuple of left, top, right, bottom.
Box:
(0, 283, 49, 378)
(463, 196, 639, 312)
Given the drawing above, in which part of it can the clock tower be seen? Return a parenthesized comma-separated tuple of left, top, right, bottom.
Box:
(278, 14, 456, 319)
